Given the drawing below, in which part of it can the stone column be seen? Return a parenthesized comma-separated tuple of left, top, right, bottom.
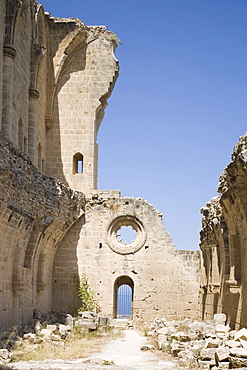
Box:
(2, 44, 16, 137)
(28, 88, 39, 166)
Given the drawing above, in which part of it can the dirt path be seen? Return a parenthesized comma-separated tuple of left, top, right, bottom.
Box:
(89, 329, 181, 369)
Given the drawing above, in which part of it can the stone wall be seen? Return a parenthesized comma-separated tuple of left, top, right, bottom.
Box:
(0, 132, 84, 331)
(1, 0, 118, 191)
(0, 0, 201, 332)
(0, 0, 4, 128)
(0, 0, 120, 331)
(53, 191, 200, 327)
(46, 24, 119, 194)
(200, 132, 247, 329)
(175, 250, 200, 274)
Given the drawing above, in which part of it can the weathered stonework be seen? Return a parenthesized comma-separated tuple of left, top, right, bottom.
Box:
(200, 132, 247, 329)
(1, 0, 118, 194)
(53, 191, 200, 326)
(0, 0, 200, 331)
(0, 132, 84, 330)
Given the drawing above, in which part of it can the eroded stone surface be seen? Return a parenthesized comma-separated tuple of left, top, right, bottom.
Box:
(53, 193, 200, 325)
(200, 132, 247, 329)
(0, 0, 202, 333)
(148, 314, 247, 369)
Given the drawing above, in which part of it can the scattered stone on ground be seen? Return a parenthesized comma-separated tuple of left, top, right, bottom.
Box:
(3, 313, 247, 369)
(148, 313, 247, 369)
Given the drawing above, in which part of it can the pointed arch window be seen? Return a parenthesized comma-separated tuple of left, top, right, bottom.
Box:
(73, 153, 84, 174)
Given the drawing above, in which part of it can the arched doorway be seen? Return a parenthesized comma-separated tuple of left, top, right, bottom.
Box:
(114, 276, 134, 319)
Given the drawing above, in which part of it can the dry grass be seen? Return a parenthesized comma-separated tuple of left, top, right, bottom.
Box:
(10, 327, 122, 363)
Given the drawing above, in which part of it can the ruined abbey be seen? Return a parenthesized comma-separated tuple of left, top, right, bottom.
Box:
(0, 0, 245, 333)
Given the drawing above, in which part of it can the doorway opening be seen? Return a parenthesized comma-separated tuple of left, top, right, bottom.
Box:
(114, 276, 134, 319)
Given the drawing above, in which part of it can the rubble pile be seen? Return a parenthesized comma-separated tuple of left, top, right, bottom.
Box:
(0, 312, 108, 366)
(148, 314, 247, 369)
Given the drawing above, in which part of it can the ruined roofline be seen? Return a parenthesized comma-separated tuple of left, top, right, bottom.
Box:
(44, 12, 119, 47)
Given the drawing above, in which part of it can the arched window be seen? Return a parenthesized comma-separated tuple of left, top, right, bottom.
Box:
(114, 276, 134, 319)
(73, 153, 84, 174)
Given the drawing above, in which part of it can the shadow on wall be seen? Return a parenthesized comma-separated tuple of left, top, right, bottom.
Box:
(52, 215, 85, 313)
(222, 290, 240, 329)
(45, 44, 87, 186)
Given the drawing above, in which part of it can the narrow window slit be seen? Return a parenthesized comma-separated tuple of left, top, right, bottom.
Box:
(73, 153, 84, 174)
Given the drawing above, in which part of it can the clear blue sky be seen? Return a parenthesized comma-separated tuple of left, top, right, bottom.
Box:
(41, 0, 247, 250)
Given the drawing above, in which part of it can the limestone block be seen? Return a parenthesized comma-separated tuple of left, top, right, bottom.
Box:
(159, 339, 171, 351)
(157, 326, 169, 335)
(58, 324, 71, 339)
(46, 324, 57, 332)
(239, 341, 247, 353)
(172, 331, 191, 342)
(214, 314, 227, 326)
(23, 333, 37, 343)
(234, 327, 247, 342)
(140, 344, 155, 351)
(0, 349, 10, 360)
(203, 324, 216, 338)
(216, 324, 231, 338)
(216, 324, 230, 334)
(215, 346, 230, 362)
(217, 363, 230, 370)
(171, 341, 185, 356)
(178, 349, 194, 361)
(39, 328, 53, 337)
(34, 320, 42, 335)
(227, 330, 237, 340)
(157, 334, 168, 349)
(49, 334, 62, 342)
(206, 337, 222, 348)
(191, 340, 206, 351)
(229, 347, 247, 357)
(225, 339, 242, 348)
(200, 348, 216, 360)
(64, 314, 74, 328)
(198, 360, 211, 370)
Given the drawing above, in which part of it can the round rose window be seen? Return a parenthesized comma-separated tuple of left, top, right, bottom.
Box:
(106, 215, 146, 255)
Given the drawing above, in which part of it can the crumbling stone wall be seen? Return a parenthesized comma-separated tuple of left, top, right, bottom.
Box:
(45, 20, 119, 195)
(1, 0, 201, 332)
(1, 0, 118, 193)
(53, 191, 200, 326)
(200, 132, 247, 329)
(0, 1, 119, 329)
(0, 132, 84, 331)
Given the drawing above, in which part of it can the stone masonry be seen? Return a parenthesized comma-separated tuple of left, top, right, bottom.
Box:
(0, 0, 200, 331)
(200, 132, 247, 329)
(53, 191, 200, 326)
(0, 131, 84, 330)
